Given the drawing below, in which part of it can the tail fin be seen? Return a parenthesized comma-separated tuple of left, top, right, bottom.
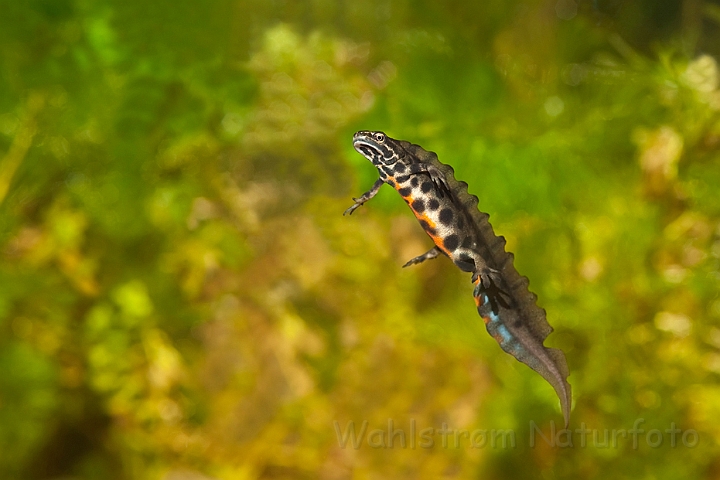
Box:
(474, 278, 572, 427)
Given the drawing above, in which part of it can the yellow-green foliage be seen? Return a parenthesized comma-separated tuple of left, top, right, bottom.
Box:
(1, 1, 720, 479)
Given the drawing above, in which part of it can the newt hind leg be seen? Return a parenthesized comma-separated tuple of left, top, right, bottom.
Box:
(402, 246, 442, 268)
(473, 268, 512, 313)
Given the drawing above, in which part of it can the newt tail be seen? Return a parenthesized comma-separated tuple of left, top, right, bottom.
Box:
(473, 276, 571, 426)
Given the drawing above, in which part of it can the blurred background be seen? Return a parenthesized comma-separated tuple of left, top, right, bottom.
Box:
(2, 0, 720, 478)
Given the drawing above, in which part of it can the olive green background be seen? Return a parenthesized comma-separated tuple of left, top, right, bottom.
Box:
(2, 0, 720, 478)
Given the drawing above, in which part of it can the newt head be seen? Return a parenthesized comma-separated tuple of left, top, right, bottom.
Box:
(353, 130, 404, 167)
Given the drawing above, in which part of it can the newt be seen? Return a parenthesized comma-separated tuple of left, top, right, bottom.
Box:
(344, 131, 572, 426)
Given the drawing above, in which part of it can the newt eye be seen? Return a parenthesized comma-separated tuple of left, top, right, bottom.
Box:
(374, 133, 385, 142)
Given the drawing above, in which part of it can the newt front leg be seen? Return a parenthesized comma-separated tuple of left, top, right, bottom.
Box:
(343, 178, 385, 216)
(406, 163, 450, 197)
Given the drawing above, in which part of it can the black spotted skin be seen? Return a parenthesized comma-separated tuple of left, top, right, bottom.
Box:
(344, 130, 572, 427)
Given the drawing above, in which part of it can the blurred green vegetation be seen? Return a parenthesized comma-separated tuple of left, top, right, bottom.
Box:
(2, 0, 720, 479)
